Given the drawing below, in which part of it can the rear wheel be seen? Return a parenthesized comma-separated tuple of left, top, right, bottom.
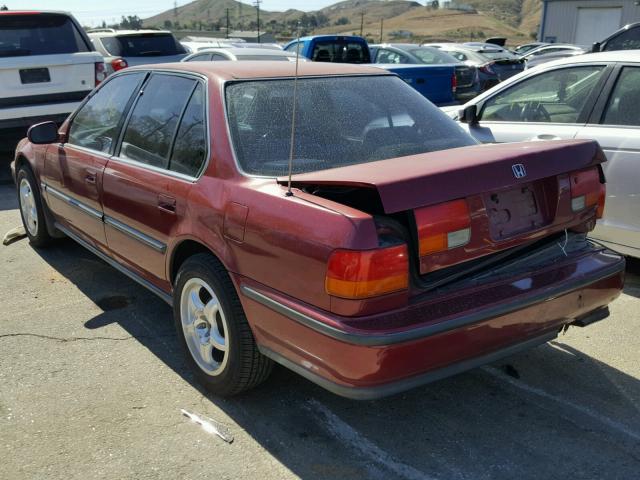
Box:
(173, 253, 272, 396)
(17, 166, 53, 248)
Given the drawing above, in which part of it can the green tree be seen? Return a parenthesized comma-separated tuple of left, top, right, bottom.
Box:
(0, 4, 8, 10)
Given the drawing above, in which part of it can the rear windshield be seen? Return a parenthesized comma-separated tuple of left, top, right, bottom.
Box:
(225, 75, 475, 176)
(477, 50, 518, 61)
(311, 40, 370, 63)
(0, 13, 89, 57)
(100, 34, 186, 57)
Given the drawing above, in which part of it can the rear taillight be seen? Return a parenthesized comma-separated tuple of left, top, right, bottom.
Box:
(325, 244, 409, 299)
(111, 58, 128, 72)
(479, 62, 495, 75)
(451, 73, 457, 93)
(570, 167, 604, 218)
(94, 62, 107, 86)
(415, 199, 471, 256)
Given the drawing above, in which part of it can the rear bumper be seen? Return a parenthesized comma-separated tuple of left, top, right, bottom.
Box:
(238, 243, 625, 399)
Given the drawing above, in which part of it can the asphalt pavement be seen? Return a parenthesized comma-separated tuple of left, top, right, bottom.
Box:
(1, 181, 639, 480)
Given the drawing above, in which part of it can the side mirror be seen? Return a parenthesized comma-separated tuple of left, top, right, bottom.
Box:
(27, 121, 59, 145)
(591, 42, 601, 53)
(459, 104, 479, 125)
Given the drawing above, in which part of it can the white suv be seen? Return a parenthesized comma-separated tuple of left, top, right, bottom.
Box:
(0, 11, 105, 135)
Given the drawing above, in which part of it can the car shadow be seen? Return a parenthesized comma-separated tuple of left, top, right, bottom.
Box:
(33, 239, 640, 480)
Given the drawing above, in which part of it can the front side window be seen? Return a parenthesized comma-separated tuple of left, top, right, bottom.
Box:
(0, 13, 89, 57)
(604, 27, 640, 51)
(603, 67, 640, 126)
(120, 74, 196, 168)
(170, 83, 207, 177)
(225, 75, 475, 176)
(481, 66, 606, 123)
(375, 49, 408, 64)
(68, 73, 144, 153)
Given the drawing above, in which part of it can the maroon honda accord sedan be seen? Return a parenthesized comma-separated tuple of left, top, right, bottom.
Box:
(12, 62, 624, 399)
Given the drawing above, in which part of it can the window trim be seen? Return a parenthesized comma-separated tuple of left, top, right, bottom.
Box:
(111, 70, 210, 182)
(476, 63, 613, 126)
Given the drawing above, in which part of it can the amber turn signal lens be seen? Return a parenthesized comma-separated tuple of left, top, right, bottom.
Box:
(570, 167, 602, 214)
(415, 199, 471, 256)
(325, 244, 409, 299)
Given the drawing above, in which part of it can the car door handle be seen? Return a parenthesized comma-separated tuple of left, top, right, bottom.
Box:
(530, 134, 562, 141)
(85, 170, 97, 185)
(158, 194, 176, 214)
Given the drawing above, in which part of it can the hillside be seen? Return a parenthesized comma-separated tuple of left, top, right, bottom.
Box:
(143, 0, 541, 44)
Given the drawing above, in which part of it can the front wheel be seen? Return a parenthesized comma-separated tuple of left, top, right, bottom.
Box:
(173, 253, 273, 396)
(16, 166, 53, 248)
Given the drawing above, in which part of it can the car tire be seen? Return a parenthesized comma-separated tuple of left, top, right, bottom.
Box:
(173, 253, 273, 396)
(16, 166, 53, 248)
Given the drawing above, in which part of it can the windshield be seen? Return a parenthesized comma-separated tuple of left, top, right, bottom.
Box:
(409, 47, 460, 64)
(0, 13, 89, 57)
(225, 76, 475, 176)
(101, 34, 186, 57)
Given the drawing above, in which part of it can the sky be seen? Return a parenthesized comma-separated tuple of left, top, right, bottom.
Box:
(4, 1, 343, 26)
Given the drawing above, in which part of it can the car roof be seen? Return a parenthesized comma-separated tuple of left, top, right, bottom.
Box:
(126, 61, 391, 81)
(532, 49, 640, 67)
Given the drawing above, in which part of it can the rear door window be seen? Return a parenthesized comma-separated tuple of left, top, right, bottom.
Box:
(481, 66, 606, 123)
(119, 74, 196, 169)
(311, 41, 370, 63)
(602, 67, 640, 126)
(101, 34, 186, 57)
(0, 13, 89, 57)
(68, 73, 144, 154)
(169, 83, 207, 177)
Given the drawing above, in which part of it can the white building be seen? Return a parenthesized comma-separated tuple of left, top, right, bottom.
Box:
(539, 0, 640, 45)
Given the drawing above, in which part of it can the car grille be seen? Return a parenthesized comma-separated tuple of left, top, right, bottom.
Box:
(455, 65, 475, 88)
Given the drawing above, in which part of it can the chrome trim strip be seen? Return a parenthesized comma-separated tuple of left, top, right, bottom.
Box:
(54, 222, 173, 305)
(44, 184, 103, 220)
(258, 332, 557, 400)
(241, 255, 624, 346)
(104, 216, 166, 253)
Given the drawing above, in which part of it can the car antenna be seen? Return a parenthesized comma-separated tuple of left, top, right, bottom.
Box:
(286, 24, 301, 197)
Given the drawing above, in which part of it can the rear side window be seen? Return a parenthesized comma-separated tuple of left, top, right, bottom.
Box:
(0, 13, 89, 57)
(170, 83, 207, 177)
(603, 67, 640, 126)
(186, 53, 212, 62)
(311, 41, 370, 63)
(101, 34, 186, 57)
(120, 74, 196, 169)
(69, 73, 144, 154)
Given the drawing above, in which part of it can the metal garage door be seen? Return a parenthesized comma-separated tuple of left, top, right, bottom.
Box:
(575, 7, 622, 45)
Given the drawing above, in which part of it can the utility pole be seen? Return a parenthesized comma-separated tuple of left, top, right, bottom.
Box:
(379, 18, 383, 43)
(173, 0, 178, 18)
(254, 0, 261, 43)
(359, 12, 364, 36)
(226, 8, 230, 39)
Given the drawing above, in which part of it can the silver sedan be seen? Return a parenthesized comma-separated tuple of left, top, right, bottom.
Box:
(447, 50, 640, 258)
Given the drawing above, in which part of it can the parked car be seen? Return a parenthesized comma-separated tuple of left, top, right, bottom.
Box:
(524, 49, 585, 69)
(12, 61, 624, 399)
(370, 43, 481, 102)
(88, 28, 187, 74)
(593, 22, 640, 52)
(450, 51, 640, 258)
(285, 35, 457, 105)
(182, 47, 298, 62)
(181, 40, 234, 54)
(520, 44, 586, 62)
(425, 43, 525, 91)
(514, 42, 548, 55)
(0, 10, 104, 137)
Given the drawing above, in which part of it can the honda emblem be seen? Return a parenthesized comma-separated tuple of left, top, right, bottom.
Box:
(512, 164, 526, 179)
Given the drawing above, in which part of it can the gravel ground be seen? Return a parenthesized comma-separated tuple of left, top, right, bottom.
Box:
(1, 181, 639, 480)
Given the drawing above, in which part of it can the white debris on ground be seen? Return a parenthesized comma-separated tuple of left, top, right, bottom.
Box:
(2, 225, 26, 246)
